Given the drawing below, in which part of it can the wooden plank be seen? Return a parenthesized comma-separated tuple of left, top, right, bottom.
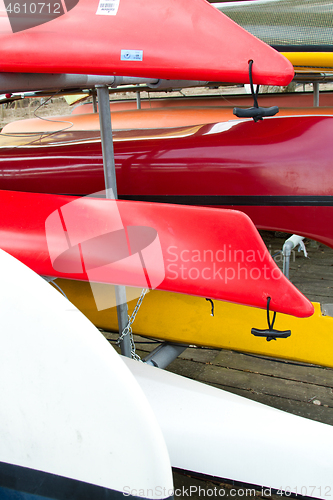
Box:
(196, 364, 333, 407)
(172, 470, 291, 500)
(209, 350, 333, 387)
(207, 384, 333, 426)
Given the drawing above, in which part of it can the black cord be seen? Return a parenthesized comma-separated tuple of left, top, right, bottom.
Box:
(266, 297, 277, 330)
(206, 298, 215, 317)
(248, 60, 260, 109)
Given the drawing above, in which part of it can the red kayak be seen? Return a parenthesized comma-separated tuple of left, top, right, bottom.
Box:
(0, 0, 293, 85)
(0, 190, 313, 317)
(69, 92, 333, 115)
(1, 115, 333, 249)
(5, 104, 333, 133)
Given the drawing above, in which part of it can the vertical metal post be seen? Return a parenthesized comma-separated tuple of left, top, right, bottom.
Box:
(136, 85, 141, 109)
(96, 85, 131, 357)
(313, 82, 320, 107)
(92, 89, 98, 113)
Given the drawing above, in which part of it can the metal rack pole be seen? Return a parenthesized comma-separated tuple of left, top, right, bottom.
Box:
(96, 84, 131, 357)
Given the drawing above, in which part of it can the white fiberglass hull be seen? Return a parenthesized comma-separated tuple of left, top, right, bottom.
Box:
(0, 249, 173, 500)
(125, 357, 333, 499)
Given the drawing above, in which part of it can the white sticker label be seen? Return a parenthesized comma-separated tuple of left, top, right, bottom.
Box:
(96, 0, 120, 15)
(121, 50, 143, 62)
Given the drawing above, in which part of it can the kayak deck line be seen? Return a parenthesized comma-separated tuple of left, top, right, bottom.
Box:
(119, 195, 333, 207)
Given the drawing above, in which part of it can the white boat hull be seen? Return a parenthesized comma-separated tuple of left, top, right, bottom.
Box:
(125, 357, 333, 499)
(2, 244, 332, 499)
(0, 249, 173, 499)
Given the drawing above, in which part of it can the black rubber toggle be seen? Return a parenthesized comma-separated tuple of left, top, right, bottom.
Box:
(251, 327, 291, 342)
(233, 105, 279, 121)
(234, 60, 279, 122)
(251, 297, 291, 341)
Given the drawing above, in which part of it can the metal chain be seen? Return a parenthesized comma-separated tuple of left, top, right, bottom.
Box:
(43, 276, 69, 301)
(117, 288, 148, 361)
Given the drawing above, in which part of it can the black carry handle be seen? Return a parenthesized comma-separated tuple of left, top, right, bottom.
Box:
(251, 297, 292, 341)
(251, 327, 291, 342)
(235, 60, 279, 122)
(233, 105, 279, 121)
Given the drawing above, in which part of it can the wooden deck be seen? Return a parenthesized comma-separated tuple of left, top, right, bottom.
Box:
(102, 231, 333, 499)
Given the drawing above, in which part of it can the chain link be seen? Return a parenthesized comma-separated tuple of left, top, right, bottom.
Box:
(117, 288, 148, 361)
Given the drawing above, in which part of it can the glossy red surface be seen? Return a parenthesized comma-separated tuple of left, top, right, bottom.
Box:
(0, 0, 293, 85)
(0, 115, 328, 195)
(0, 190, 313, 317)
(0, 115, 332, 247)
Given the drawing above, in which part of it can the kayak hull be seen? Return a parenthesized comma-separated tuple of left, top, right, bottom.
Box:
(1, 114, 333, 249)
(0, 189, 313, 317)
(5, 104, 333, 134)
(69, 93, 333, 114)
(0, 0, 293, 85)
(0, 249, 173, 499)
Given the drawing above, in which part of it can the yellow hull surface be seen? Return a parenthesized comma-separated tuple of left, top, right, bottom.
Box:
(56, 279, 333, 368)
(282, 52, 333, 73)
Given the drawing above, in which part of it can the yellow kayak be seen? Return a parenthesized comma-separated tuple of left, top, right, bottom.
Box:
(216, 1, 333, 76)
(282, 52, 333, 73)
(55, 279, 333, 368)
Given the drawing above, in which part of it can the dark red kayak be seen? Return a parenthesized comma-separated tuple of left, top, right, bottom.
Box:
(1, 114, 333, 248)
